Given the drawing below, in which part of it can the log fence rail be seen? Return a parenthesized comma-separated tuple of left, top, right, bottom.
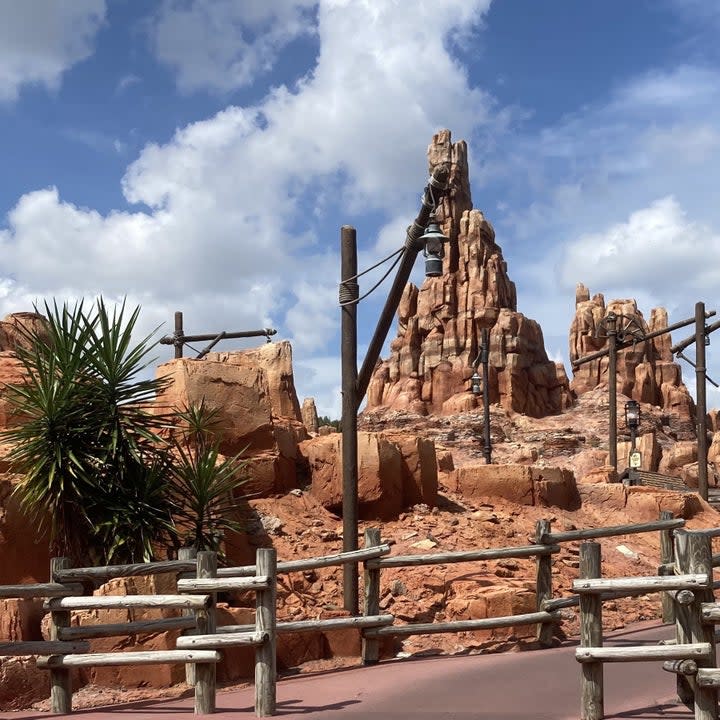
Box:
(1, 514, 717, 717)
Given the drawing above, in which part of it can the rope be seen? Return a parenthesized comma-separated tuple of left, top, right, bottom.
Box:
(339, 249, 406, 306)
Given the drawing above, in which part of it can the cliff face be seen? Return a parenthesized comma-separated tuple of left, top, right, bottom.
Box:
(366, 130, 572, 418)
(569, 284, 694, 420)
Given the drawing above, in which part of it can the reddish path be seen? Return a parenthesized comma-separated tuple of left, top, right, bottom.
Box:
(8, 622, 697, 719)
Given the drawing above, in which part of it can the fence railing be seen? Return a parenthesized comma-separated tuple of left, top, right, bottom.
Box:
(0, 514, 708, 717)
(575, 528, 720, 720)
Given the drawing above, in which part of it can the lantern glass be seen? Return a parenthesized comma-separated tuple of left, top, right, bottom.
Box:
(624, 400, 640, 429)
(470, 372, 481, 396)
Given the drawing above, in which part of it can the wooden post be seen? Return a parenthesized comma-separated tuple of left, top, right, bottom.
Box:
(535, 519, 554, 647)
(340, 225, 360, 614)
(178, 547, 197, 686)
(696, 301, 709, 501)
(674, 530, 717, 719)
(174, 311, 184, 359)
(194, 551, 217, 715)
(659, 511, 675, 625)
(362, 528, 382, 664)
(255, 548, 277, 717)
(579, 542, 603, 720)
(606, 312, 618, 473)
(49, 557, 73, 714)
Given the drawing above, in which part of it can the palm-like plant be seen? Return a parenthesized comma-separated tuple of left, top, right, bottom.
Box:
(3, 299, 177, 563)
(170, 402, 248, 554)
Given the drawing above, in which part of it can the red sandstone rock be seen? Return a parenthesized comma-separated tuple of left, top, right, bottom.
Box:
(300, 432, 438, 519)
(366, 130, 572, 419)
(569, 287, 693, 419)
(301, 397, 319, 434)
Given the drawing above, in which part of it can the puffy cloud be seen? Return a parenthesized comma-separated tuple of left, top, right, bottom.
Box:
(0, 0, 497, 415)
(150, 0, 317, 93)
(0, 1, 106, 102)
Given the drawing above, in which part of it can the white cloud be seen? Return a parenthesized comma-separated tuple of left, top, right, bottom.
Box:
(150, 0, 317, 94)
(560, 196, 720, 295)
(0, 1, 106, 102)
(0, 0, 497, 416)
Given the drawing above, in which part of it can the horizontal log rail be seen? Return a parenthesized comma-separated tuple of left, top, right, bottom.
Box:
(541, 518, 685, 544)
(573, 573, 708, 594)
(699, 603, 720, 623)
(541, 583, 684, 612)
(0, 640, 89, 656)
(696, 668, 720, 687)
(36, 649, 221, 668)
(177, 631, 268, 649)
(177, 576, 270, 593)
(218, 614, 395, 635)
(663, 658, 699, 676)
(217, 545, 391, 577)
(55, 559, 197, 584)
(369, 544, 560, 569)
(45, 594, 211, 611)
(0, 582, 83, 599)
(576, 643, 712, 663)
(58, 615, 197, 641)
(362, 610, 561, 638)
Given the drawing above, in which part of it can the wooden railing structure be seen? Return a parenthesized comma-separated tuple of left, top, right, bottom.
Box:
(574, 523, 720, 720)
(0, 514, 716, 717)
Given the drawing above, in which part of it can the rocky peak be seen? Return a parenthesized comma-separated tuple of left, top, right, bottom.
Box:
(569, 284, 693, 419)
(366, 130, 572, 418)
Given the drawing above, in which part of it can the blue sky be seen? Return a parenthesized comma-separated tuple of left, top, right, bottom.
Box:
(2, 0, 720, 418)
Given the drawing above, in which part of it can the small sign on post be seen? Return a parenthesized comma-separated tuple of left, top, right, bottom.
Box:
(629, 450, 642, 469)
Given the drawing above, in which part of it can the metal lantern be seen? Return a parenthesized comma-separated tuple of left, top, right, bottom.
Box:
(624, 399, 641, 429)
(470, 371, 482, 395)
(420, 213, 448, 277)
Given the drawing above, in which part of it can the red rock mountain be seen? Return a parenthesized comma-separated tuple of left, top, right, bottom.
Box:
(366, 130, 572, 418)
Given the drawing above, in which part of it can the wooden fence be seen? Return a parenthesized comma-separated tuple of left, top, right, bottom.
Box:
(0, 514, 712, 717)
(574, 526, 720, 720)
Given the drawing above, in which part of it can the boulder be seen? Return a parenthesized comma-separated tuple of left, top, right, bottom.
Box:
(299, 432, 438, 519)
(156, 341, 308, 497)
(301, 397, 319, 434)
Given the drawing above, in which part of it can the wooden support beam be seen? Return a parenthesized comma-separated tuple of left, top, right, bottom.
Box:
(49, 557, 72, 714)
(56, 560, 196, 584)
(0, 640, 89, 656)
(45, 594, 211, 611)
(579, 542, 603, 720)
(362, 528, 382, 665)
(543, 518, 685, 544)
(255, 547, 277, 717)
(177, 576, 270, 593)
(58, 616, 196, 641)
(177, 632, 268, 649)
(37, 650, 220, 668)
(371, 544, 559, 569)
(576, 643, 711, 663)
(0, 582, 83, 599)
(573, 573, 707, 594)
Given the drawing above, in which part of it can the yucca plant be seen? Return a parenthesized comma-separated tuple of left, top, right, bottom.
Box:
(170, 402, 248, 554)
(3, 299, 177, 563)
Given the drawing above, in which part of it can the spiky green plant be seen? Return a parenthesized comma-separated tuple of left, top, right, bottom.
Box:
(3, 299, 177, 563)
(170, 402, 247, 554)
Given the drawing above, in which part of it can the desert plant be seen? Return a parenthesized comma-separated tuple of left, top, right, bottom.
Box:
(3, 299, 177, 563)
(170, 402, 247, 554)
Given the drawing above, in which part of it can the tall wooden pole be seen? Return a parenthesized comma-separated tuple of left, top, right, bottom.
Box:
(606, 312, 618, 473)
(174, 311, 184, 359)
(340, 226, 359, 614)
(696, 302, 709, 501)
(481, 328, 492, 464)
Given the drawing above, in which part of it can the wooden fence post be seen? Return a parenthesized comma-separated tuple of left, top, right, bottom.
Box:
(255, 547, 277, 717)
(362, 528, 381, 665)
(674, 530, 717, 720)
(49, 557, 73, 714)
(659, 511, 675, 625)
(195, 551, 217, 715)
(535, 519, 553, 647)
(579, 542, 603, 720)
(178, 547, 198, 687)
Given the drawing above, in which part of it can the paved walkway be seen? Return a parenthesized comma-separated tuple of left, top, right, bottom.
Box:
(8, 622, 697, 719)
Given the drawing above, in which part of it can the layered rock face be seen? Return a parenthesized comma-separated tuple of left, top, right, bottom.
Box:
(156, 340, 308, 497)
(569, 285, 694, 419)
(366, 130, 572, 418)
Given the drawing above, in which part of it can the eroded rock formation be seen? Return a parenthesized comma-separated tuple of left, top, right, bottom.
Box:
(366, 130, 572, 418)
(569, 284, 694, 419)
